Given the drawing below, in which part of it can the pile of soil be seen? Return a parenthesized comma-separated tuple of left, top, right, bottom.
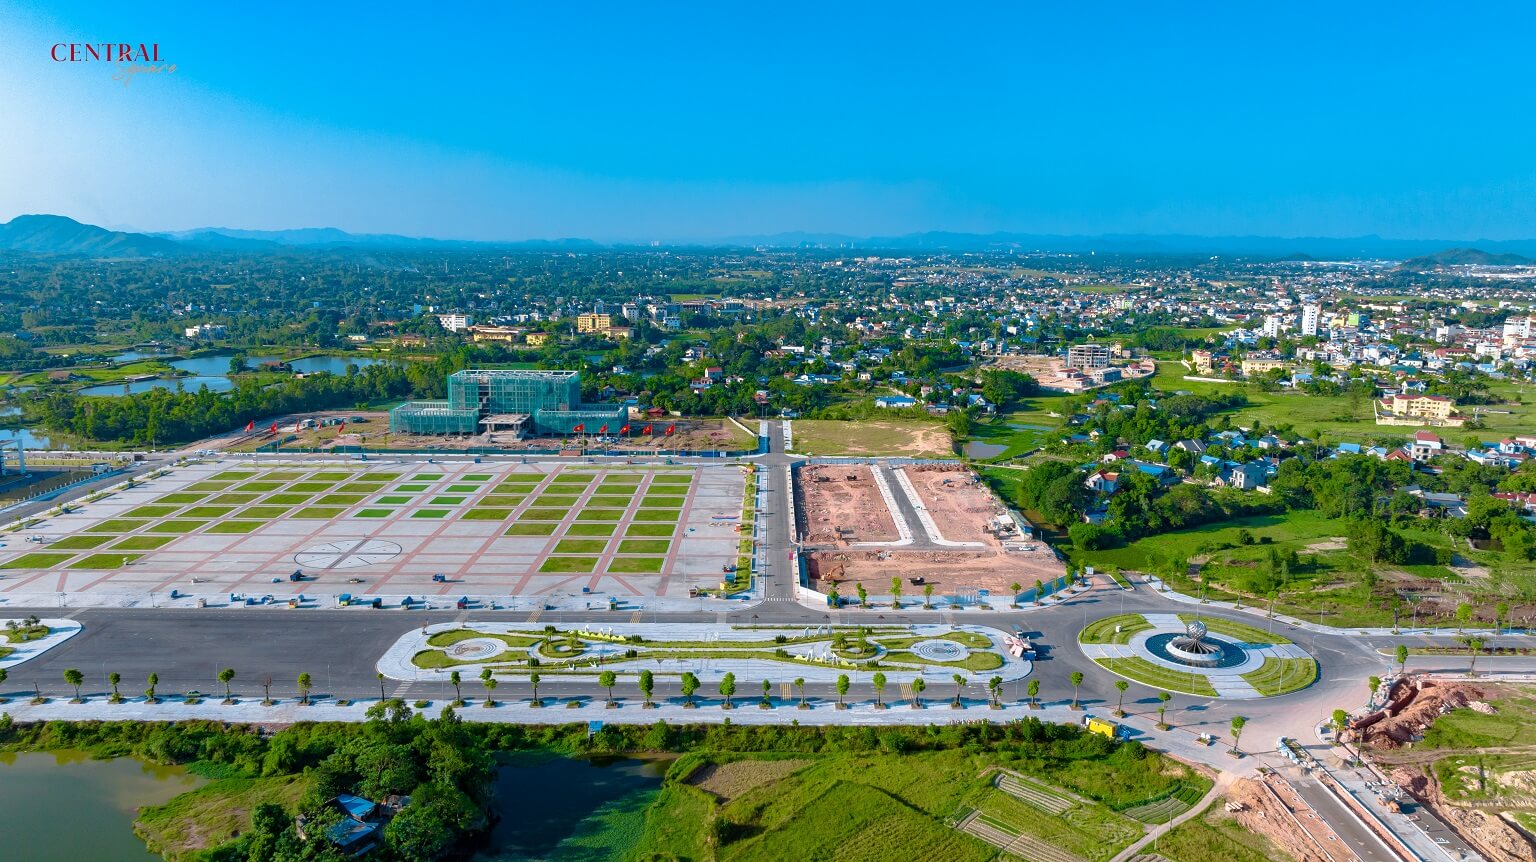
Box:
(1355, 679, 1487, 749)
(1224, 778, 1332, 862)
(1392, 767, 1536, 862)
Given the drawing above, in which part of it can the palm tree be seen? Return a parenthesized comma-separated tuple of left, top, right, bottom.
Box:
(1113, 680, 1129, 717)
(482, 675, 498, 706)
(376, 671, 387, 702)
(1156, 691, 1172, 728)
(297, 672, 313, 705)
(872, 672, 887, 708)
(530, 671, 543, 707)
(108, 672, 121, 702)
(599, 670, 617, 705)
(988, 675, 1003, 708)
(639, 670, 655, 707)
(63, 668, 83, 702)
(910, 677, 925, 708)
(923, 583, 935, 608)
(1027, 678, 1040, 709)
(146, 672, 159, 703)
(952, 674, 965, 708)
(680, 672, 699, 707)
(450, 671, 463, 705)
(795, 677, 807, 708)
(218, 668, 236, 701)
(720, 672, 736, 709)
(1230, 715, 1247, 755)
(1069, 671, 1084, 709)
(836, 674, 850, 709)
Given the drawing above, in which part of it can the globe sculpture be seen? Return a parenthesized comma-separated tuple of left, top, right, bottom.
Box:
(1165, 620, 1224, 666)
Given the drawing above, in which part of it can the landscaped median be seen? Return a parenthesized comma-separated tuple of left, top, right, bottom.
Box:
(1077, 612, 1317, 699)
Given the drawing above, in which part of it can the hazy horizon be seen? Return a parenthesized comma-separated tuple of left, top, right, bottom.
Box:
(4, 2, 1535, 242)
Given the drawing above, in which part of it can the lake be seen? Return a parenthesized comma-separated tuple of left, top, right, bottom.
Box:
(475, 753, 671, 861)
(80, 355, 386, 397)
(0, 751, 203, 861)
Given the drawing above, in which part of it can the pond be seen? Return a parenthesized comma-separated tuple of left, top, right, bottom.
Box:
(0, 751, 204, 861)
(78, 355, 387, 397)
(0, 425, 63, 449)
(474, 753, 671, 861)
(963, 441, 1009, 459)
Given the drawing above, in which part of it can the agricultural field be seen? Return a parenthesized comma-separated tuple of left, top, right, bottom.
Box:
(0, 459, 749, 602)
(790, 419, 953, 458)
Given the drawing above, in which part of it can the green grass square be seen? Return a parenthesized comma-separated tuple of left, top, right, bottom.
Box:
(86, 519, 149, 533)
(565, 523, 617, 537)
(520, 508, 568, 521)
(264, 493, 313, 505)
(107, 535, 176, 551)
(366, 472, 403, 480)
(446, 483, 480, 493)
(238, 505, 292, 520)
(633, 509, 681, 522)
(209, 493, 260, 505)
(598, 483, 641, 494)
(356, 508, 393, 518)
(429, 495, 467, 506)
(548, 477, 591, 487)
(237, 481, 285, 492)
(316, 494, 365, 506)
(395, 484, 429, 492)
(412, 474, 444, 481)
(463, 473, 492, 481)
(68, 552, 143, 569)
(186, 481, 236, 491)
(181, 506, 235, 519)
(534, 495, 580, 508)
(625, 524, 675, 537)
(480, 495, 524, 507)
(539, 556, 598, 573)
(618, 539, 671, 554)
(607, 557, 665, 574)
(47, 535, 114, 550)
(505, 522, 558, 536)
(554, 539, 608, 554)
(575, 509, 623, 521)
(411, 509, 450, 519)
(649, 475, 692, 485)
(1, 552, 76, 568)
(294, 507, 347, 519)
(288, 481, 334, 493)
(265, 471, 307, 479)
(214, 471, 258, 480)
(461, 508, 512, 521)
(340, 482, 386, 493)
(155, 493, 207, 504)
(206, 521, 263, 534)
(376, 495, 413, 505)
(146, 519, 208, 534)
(125, 505, 181, 518)
(640, 496, 686, 508)
(310, 472, 352, 481)
(496, 481, 541, 490)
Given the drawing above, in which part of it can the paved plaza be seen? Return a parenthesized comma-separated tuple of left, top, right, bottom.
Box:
(0, 459, 747, 603)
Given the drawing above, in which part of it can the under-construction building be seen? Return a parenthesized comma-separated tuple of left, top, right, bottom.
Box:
(389, 369, 627, 437)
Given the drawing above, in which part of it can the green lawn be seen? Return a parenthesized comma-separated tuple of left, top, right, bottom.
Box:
(180, 506, 235, 519)
(626, 524, 676, 537)
(608, 557, 666, 574)
(316, 494, 366, 506)
(534, 495, 581, 507)
(294, 507, 347, 519)
(207, 493, 260, 505)
(68, 552, 143, 569)
(287, 481, 335, 492)
(1241, 657, 1318, 696)
(576, 509, 623, 521)
(632, 509, 680, 522)
(506, 522, 558, 536)
(521, 507, 569, 521)
(1157, 809, 1290, 862)
(1079, 614, 1154, 644)
(587, 495, 635, 508)
(46, 535, 113, 550)
(85, 519, 149, 533)
(410, 508, 450, 519)
(124, 505, 181, 518)
(639, 496, 685, 508)
(146, 519, 208, 534)
(237, 505, 292, 520)
(1, 552, 75, 568)
(540, 556, 599, 573)
(566, 523, 618, 537)
(262, 493, 312, 505)
(108, 535, 177, 551)
(205, 521, 263, 534)
(555, 539, 609, 554)
(355, 508, 392, 518)
(462, 508, 512, 520)
(428, 495, 466, 505)
(479, 495, 525, 506)
(375, 495, 413, 505)
(1178, 614, 1291, 646)
(1095, 657, 1219, 696)
(154, 493, 207, 504)
(618, 539, 671, 554)
(235, 481, 285, 491)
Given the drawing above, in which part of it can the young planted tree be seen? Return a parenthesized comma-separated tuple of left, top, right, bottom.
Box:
(1156, 690, 1172, 728)
(719, 672, 736, 709)
(599, 670, 617, 705)
(1496, 602, 1511, 635)
(910, 677, 926, 708)
(1367, 675, 1381, 698)
(377, 671, 387, 702)
(795, 677, 807, 708)
(63, 668, 84, 702)
(146, 672, 160, 703)
(1331, 708, 1349, 737)
(262, 675, 273, 705)
(1455, 601, 1473, 634)
(988, 675, 1003, 708)
(680, 671, 699, 707)
(836, 674, 850, 709)
(297, 672, 313, 706)
(924, 583, 935, 608)
(1230, 715, 1247, 755)
(1010, 582, 1023, 608)
(1069, 671, 1084, 710)
(872, 672, 887, 708)
(1034, 578, 1044, 603)
(1395, 643, 1409, 676)
(218, 668, 236, 702)
(1113, 679, 1130, 717)
(856, 583, 868, 607)
(1027, 678, 1040, 709)
(529, 671, 543, 707)
(952, 674, 965, 708)
(639, 669, 655, 708)
(891, 577, 902, 609)
(450, 671, 464, 705)
(107, 672, 121, 703)
(1466, 637, 1484, 676)
(760, 678, 773, 707)
(482, 675, 498, 706)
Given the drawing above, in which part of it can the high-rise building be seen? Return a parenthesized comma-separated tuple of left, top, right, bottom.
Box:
(1300, 304, 1321, 337)
(1262, 315, 1282, 338)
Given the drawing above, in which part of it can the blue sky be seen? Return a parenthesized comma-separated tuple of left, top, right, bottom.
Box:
(2, 2, 1534, 241)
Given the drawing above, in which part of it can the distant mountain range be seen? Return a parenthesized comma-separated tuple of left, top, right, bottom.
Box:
(6, 213, 1536, 262)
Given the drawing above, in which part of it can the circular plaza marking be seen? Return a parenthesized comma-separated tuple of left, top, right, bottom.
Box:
(447, 638, 506, 660)
(294, 538, 403, 570)
(1077, 612, 1318, 699)
(911, 639, 968, 662)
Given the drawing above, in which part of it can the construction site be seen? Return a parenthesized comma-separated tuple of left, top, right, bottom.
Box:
(795, 461, 1066, 601)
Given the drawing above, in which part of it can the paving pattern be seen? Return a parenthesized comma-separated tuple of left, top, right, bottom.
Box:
(0, 459, 747, 601)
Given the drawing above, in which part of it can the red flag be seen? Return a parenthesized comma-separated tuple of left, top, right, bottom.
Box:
(269, 422, 278, 434)
(620, 424, 631, 435)
(599, 424, 608, 435)
(665, 424, 676, 436)
(642, 423, 653, 435)
(572, 423, 585, 433)
(338, 422, 346, 434)
(244, 420, 254, 433)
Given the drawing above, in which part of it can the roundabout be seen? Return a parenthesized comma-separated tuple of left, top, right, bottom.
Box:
(1078, 612, 1317, 699)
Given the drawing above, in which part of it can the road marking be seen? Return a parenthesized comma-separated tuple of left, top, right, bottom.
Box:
(525, 608, 542, 623)
(629, 610, 642, 622)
